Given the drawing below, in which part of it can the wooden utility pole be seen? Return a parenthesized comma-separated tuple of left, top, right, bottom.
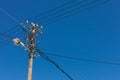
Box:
(28, 52, 34, 80)
(12, 21, 43, 80)
(27, 24, 36, 80)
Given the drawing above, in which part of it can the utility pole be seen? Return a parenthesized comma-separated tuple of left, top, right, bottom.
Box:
(12, 21, 43, 80)
(27, 24, 36, 80)
(12, 20, 73, 80)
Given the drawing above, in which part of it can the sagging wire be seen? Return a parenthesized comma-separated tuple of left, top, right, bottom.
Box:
(35, 47, 74, 80)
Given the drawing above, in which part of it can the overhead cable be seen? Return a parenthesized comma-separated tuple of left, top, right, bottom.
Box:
(44, 52, 120, 66)
(0, 8, 26, 32)
(28, 0, 77, 21)
(31, 0, 88, 22)
(41, 0, 110, 26)
(35, 48, 74, 80)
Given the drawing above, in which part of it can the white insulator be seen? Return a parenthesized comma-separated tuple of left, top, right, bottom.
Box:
(36, 24, 38, 27)
(31, 22, 34, 25)
(32, 23, 35, 26)
(26, 20, 29, 23)
(41, 26, 43, 29)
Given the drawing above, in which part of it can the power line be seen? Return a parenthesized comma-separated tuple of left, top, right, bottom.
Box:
(0, 30, 23, 41)
(0, 1, 114, 80)
(0, 40, 10, 48)
(0, 0, 110, 36)
(0, 31, 25, 47)
(31, 0, 89, 22)
(0, 8, 20, 24)
(0, 0, 77, 40)
(35, 47, 74, 80)
(0, 0, 78, 39)
(28, 0, 77, 21)
(0, 0, 110, 49)
(44, 52, 120, 66)
(0, 25, 26, 40)
(41, 0, 110, 26)
(0, 8, 27, 33)
(0, 32, 13, 39)
(29, 0, 109, 25)
(0, 0, 110, 42)
(0, 0, 86, 38)
(0, 32, 12, 47)
(12, 22, 73, 80)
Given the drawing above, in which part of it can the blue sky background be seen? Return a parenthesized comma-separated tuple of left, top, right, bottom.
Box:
(0, 0, 120, 80)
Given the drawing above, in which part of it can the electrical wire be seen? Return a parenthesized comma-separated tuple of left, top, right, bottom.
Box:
(35, 47, 73, 80)
(0, 31, 24, 47)
(0, 32, 13, 39)
(0, 8, 20, 24)
(0, 0, 83, 36)
(0, 8, 26, 33)
(28, 0, 77, 21)
(0, 25, 25, 40)
(29, 0, 109, 25)
(41, 0, 110, 26)
(0, 40, 10, 48)
(31, 0, 89, 22)
(0, 0, 77, 38)
(0, 32, 12, 48)
(0, 0, 110, 47)
(0, 0, 110, 40)
(44, 52, 120, 66)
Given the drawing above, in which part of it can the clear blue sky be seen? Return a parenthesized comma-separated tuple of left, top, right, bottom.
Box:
(0, 0, 120, 80)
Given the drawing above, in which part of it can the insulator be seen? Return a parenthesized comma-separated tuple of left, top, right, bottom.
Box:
(36, 24, 38, 27)
(32, 23, 35, 27)
(41, 26, 43, 29)
(31, 22, 34, 25)
(26, 20, 29, 23)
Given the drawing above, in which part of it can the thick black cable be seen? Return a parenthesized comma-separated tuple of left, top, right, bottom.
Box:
(40, 52, 73, 80)
(35, 48, 73, 80)
(44, 52, 120, 66)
